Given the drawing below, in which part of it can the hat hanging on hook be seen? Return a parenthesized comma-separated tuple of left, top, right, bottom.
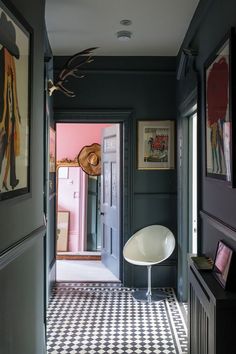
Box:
(78, 143, 101, 176)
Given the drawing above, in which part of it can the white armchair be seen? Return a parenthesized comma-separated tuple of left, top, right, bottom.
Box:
(123, 225, 175, 302)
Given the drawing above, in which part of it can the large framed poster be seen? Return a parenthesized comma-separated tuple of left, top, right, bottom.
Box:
(204, 28, 236, 186)
(0, 0, 32, 200)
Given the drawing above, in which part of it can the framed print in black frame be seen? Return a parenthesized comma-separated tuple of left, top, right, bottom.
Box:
(0, 0, 32, 200)
(212, 240, 236, 290)
(137, 120, 175, 170)
(204, 28, 236, 186)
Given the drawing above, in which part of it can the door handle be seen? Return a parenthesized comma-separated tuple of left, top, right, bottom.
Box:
(100, 212, 105, 216)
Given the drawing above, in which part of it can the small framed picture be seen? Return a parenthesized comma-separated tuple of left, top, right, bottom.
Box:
(137, 120, 175, 170)
(57, 211, 69, 252)
(204, 28, 236, 186)
(212, 240, 236, 290)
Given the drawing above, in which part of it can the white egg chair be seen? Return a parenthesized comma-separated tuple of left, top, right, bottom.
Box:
(123, 225, 175, 302)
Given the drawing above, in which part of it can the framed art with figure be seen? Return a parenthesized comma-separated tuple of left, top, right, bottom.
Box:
(0, 0, 32, 200)
(204, 28, 236, 186)
(137, 120, 175, 170)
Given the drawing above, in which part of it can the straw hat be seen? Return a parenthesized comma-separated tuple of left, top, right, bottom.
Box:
(78, 143, 101, 176)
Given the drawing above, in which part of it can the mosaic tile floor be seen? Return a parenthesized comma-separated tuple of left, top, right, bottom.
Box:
(47, 283, 188, 354)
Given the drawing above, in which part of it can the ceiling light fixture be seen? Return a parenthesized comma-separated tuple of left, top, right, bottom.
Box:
(120, 19, 132, 26)
(117, 30, 132, 41)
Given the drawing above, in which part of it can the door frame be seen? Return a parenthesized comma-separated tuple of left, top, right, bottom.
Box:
(177, 89, 198, 301)
(54, 109, 133, 283)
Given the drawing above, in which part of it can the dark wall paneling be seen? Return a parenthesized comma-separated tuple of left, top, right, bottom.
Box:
(200, 210, 236, 260)
(0, 0, 45, 252)
(202, 179, 236, 229)
(0, 0, 46, 352)
(54, 73, 176, 118)
(133, 170, 177, 194)
(0, 226, 45, 270)
(53, 57, 177, 288)
(54, 56, 176, 74)
(133, 193, 177, 235)
(133, 264, 177, 288)
(177, 0, 236, 257)
(0, 230, 45, 354)
(53, 57, 176, 113)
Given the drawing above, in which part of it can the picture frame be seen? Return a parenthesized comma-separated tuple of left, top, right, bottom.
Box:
(204, 28, 236, 186)
(0, 0, 32, 200)
(137, 120, 175, 170)
(49, 128, 56, 173)
(212, 240, 236, 290)
(57, 211, 69, 252)
(49, 127, 56, 195)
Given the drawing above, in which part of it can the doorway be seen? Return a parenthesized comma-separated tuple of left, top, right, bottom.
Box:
(188, 112, 198, 254)
(177, 97, 198, 302)
(55, 122, 122, 282)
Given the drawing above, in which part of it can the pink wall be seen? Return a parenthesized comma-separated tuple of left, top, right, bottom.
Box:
(56, 123, 110, 252)
(56, 123, 110, 161)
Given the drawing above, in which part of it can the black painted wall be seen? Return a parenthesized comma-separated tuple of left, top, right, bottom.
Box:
(177, 0, 236, 261)
(0, 0, 46, 353)
(53, 56, 177, 288)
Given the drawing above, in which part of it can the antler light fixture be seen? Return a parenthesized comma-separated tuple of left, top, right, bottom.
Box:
(48, 47, 98, 97)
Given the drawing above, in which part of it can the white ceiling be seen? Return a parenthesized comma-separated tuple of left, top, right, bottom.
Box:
(45, 0, 199, 56)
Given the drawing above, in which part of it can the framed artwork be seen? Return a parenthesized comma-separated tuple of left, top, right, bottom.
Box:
(212, 240, 235, 290)
(137, 120, 175, 170)
(49, 128, 56, 173)
(204, 28, 236, 186)
(0, 0, 32, 200)
(57, 211, 69, 252)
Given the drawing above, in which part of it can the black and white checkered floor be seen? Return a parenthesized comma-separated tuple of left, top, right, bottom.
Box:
(47, 283, 188, 354)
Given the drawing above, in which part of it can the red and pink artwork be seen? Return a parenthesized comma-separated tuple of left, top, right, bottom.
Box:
(205, 34, 232, 182)
(138, 120, 175, 170)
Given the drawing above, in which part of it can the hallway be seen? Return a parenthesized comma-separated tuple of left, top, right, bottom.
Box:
(56, 260, 119, 282)
(47, 283, 187, 354)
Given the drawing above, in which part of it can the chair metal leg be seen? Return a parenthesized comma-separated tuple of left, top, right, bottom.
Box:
(146, 265, 152, 300)
(131, 265, 168, 303)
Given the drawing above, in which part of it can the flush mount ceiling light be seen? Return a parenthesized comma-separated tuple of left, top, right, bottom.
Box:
(117, 30, 132, 41)
(120, 19, 132, 26)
